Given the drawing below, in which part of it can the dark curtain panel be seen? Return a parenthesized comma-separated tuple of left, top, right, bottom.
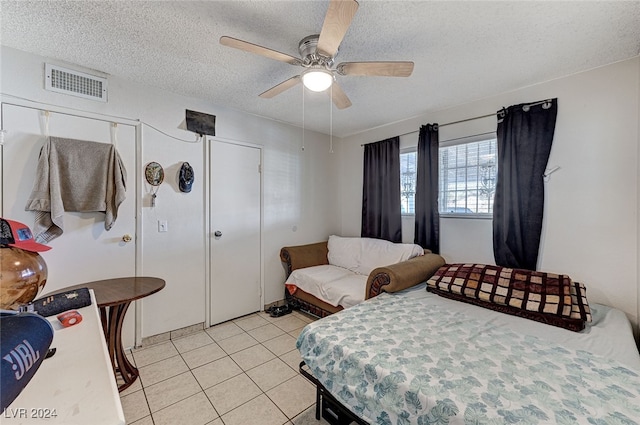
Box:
(493, 99, 558, 270)
(414, 124, 440, 253)
(361, 137, 402, 242)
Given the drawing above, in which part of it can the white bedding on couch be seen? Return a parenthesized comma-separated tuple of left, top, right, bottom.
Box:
(328, 235, 424, 275)
(286, 264, 367, 308)
(286, 236, 424, 308)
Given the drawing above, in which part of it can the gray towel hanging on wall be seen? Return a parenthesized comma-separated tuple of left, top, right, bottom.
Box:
(25, 136, 127, 243)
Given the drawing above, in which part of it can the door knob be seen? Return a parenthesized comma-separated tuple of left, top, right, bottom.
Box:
(214, 231, 222, 237)
(122, 234, 133, 243)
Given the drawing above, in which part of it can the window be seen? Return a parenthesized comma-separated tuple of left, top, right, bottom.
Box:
(439, 135, 497, 215)
(399, 134, 497, 216)
(400, 150, 417, 214)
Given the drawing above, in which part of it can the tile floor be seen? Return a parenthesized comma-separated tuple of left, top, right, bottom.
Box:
(120, 310, 333, 425)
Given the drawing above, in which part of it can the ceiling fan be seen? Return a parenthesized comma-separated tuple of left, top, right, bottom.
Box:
(219, 0, 414, 109)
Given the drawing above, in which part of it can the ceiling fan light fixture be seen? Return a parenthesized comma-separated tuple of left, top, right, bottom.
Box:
(302, 68, 333, 92)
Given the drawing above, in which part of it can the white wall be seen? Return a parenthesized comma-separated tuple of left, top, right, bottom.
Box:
(339, 57, 640, 334)
(0, 46, 340, 337)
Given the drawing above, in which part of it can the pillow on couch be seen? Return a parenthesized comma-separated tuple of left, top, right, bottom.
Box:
(356, 237, 424, 276)
(426, 263, 592, 331)
(327, 235, 363, 273)
(327, 235, 424, 276)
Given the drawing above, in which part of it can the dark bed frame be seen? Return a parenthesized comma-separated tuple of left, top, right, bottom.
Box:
(299, 361, 369, 425)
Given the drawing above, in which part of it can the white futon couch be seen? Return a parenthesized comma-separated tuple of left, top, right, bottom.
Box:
(280, 235, 445, 317)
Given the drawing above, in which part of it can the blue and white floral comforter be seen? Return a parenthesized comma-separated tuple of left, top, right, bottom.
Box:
(297, 292, 640, 425)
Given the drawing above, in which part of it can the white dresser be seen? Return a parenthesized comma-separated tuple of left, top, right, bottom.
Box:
(2, 290, 125, 425)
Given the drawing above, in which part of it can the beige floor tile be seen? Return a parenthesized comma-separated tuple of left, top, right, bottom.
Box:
(181, 341, 227, 369)
(122, 312, 325, 425)
(142, 331, 171, 346)
(205, 321, 244, 341)
(266, 312, 295, 323)
(204, 373, 262, 415)
(172, 331, 214, 353)
(288, 326, 307, 340)
(120, 389, 150, 424)
(230, 344, 276, 371)
(279, 349, 304, 372)
(292, 406, 331, 425)
(267, 375, 316, 419)
(257, 310, 276, 321)
(139, 354, 189, 387)
(152, 392, 218, 425)
(233, 313, 270, 331)
(126, 351, 137, 367)
(171, 322, 204, 339)
(273, 315, 308, 332)
(192, 356, 243, 389)
(217, 332, 258, 354)
(144, 371, 202, 412)
(292, 311, 317, 324)
(130, 415, 155, 425)
(247, 358, 297, 391)
(263, 333, 298, 357)
(247, 323, 286, 342)
(221, 394, 288, 425)
(132, 341, 179, 368)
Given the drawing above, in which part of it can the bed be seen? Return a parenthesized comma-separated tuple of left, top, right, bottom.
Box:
(297, 278, 640, 425)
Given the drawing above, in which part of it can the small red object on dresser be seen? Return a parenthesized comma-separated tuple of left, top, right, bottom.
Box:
(57, 310, 82, 327)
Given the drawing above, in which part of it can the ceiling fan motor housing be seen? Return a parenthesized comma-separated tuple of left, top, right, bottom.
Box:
(299, 34, 335, 68)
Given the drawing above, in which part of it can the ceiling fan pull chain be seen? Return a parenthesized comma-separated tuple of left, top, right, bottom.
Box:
(302, 85, 305, 152)
(329, 85, 334, 154)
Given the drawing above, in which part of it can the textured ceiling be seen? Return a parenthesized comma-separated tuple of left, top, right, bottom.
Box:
(1, 1, 639, 137)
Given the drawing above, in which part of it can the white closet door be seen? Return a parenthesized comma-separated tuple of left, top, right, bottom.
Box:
(209, 140, 262, 325)
(1, 103, 137, 345)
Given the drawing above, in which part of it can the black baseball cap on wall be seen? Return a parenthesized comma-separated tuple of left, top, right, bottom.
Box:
(179, 162, 194, 193)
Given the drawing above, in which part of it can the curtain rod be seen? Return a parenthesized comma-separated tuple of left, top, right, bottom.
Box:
(399, 112, 496, 138)
(361, 99, 553, 145)
(360, 112, 494, 146)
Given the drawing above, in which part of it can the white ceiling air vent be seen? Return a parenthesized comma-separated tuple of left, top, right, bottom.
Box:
(45, 63, 108, 102)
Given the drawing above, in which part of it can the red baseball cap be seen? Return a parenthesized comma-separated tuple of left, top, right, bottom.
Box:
(0, 218, 51, 252)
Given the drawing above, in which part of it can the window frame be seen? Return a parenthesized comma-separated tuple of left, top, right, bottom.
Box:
(399, 132, 497, 218)
(439, 132, 497, 219)
(400, 147, 417, 216)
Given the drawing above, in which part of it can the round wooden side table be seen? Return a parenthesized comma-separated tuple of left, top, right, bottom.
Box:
(47, 277, 165, 392)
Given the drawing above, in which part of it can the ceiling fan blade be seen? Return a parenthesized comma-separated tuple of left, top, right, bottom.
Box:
(317, 0, 359, 57)
(337, 61, 414, 77)
(220, 36, 301, 65)
(328, 82, 352, 109)
(259, 76, 302, 98)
